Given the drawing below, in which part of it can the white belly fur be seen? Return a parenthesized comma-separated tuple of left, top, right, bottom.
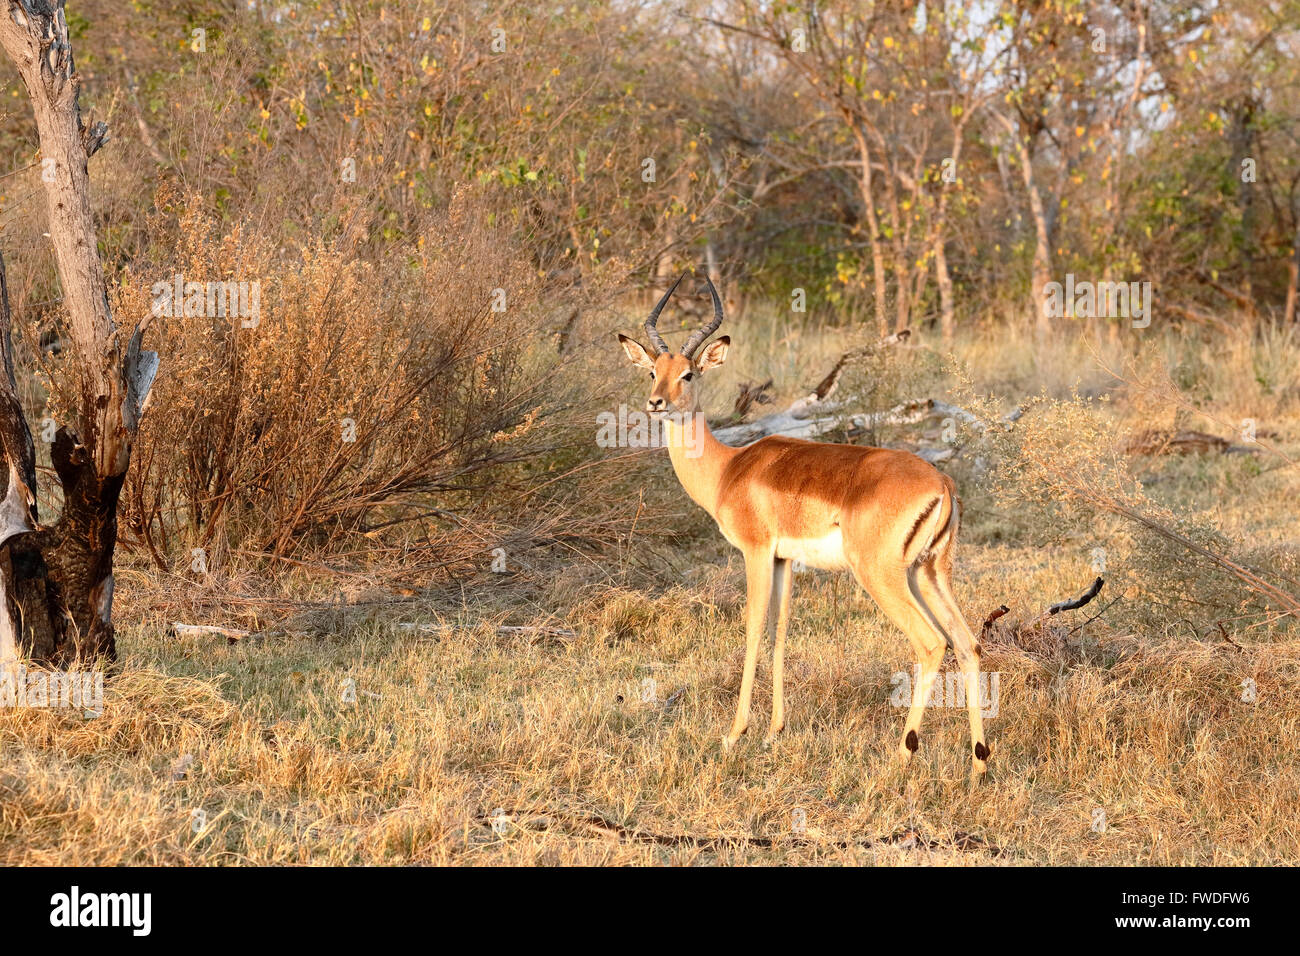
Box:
(776, 529, 850, 571)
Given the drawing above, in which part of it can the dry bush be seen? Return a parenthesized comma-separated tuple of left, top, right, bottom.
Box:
(949, 377, 1300, 639)
(63, 2, 725, 285)
(89, 187, 586, 570)
(830, 338, 947, 446)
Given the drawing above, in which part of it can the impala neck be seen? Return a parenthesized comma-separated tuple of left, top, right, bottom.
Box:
(663, 411, 736, 517)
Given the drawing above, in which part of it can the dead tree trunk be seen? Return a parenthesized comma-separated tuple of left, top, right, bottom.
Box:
(0, 1, 157, 668)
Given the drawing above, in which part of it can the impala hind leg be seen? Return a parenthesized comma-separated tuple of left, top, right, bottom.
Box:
(920, 561, 989, 778)
(849, 562, 948, 763)
(900, 639, 945, 762)
(724, 551, 773, 750)
(764, 557, 794, 747)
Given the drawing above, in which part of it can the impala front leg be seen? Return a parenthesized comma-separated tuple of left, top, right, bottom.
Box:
(724, 551, 773, 751)
(764, 557, 793, 747)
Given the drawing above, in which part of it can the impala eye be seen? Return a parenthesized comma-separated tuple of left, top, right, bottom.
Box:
(681, 372, 694, 382)
(649, 371, 655, 379)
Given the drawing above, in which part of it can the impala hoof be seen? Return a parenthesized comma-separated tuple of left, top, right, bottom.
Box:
(896, 729, 918, 762)
(722, 721, 748, 752)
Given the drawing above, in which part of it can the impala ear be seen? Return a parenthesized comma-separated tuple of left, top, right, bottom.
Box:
(696, 335, 730, 371)
(617, 334, 656, 370)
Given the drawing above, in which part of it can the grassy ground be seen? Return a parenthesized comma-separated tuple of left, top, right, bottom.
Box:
(3, 315, 1299, 865)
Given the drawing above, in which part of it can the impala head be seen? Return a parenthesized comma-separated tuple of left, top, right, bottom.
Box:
(617, 273, 730, 414)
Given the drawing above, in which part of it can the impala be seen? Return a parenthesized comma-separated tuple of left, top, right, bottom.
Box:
(617, 275, 990, 778)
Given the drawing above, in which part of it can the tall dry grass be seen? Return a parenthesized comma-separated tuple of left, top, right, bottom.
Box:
(5, 556, 1300, 865)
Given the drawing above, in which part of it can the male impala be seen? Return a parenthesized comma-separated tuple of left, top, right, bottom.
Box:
(617, 274, 990, 778)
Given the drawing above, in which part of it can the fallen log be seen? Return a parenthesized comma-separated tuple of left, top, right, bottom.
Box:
(713, 395, 1021, 447)
(171, 622, 252, 642)
(713, 397, 935, 445)
(711, 330, 1020, 447)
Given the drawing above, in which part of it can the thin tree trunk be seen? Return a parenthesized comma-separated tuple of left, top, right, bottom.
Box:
(934, 233, 954, 342)
(1020, 147, 1053, 342)
(995, 112, 1052, 342)
(894, 252, 912, 333)
(875, 150, 912, 333)
(1231, 98, 1259, 314)
(705, 240, 721, 286)
(851, 123, 889, 335)
(1284, 216, 1299, 325)
(932, 122, 967, 343)
(0, 3, 157, 665)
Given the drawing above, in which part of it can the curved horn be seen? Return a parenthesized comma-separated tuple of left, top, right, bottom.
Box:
(681, 276, 724, 359)
(644, 273, 683, 354)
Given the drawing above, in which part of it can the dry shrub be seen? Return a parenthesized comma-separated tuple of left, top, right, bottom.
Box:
(568, 586, 705, 648)
(828, 336, 946, 445)
(951, 378, 1300, 638)
(103, 187, 575, 567)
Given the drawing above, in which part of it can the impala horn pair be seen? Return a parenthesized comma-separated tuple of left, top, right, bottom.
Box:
(644, 273, 724, 359)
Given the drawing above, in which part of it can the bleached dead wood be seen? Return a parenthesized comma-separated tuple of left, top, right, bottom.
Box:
(711, 330, 1020, 449)
(172, 623, 252, 641)
(929, 401, 1024, 433)
(713, 394, 1021, 449)
(713, 397, 935, 445)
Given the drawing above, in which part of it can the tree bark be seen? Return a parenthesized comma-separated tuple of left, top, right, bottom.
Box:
(994, 111, 1052, 343)
(1230, 97, 1259, 315)
(851, 122, 889, 336)
(931, 125, 966, 343)
(1284, 214, 1299, 325)
(934, 232, 954, 343)
(0, 2, 157, 666)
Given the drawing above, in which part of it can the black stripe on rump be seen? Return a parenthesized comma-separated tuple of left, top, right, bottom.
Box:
(902, 496, 942, 559)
